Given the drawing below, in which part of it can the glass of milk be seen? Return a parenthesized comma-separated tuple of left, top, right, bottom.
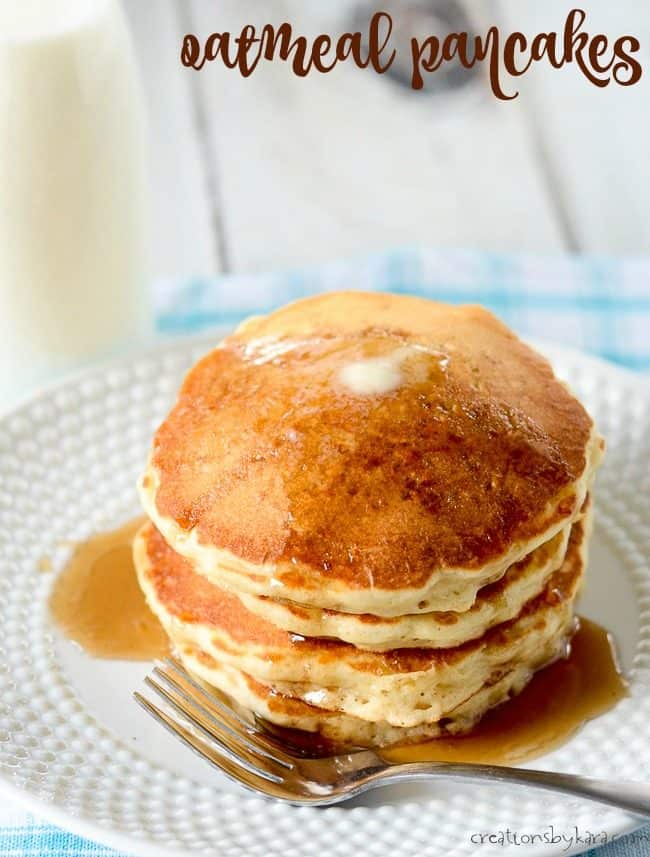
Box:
(0, 0, 149, 408)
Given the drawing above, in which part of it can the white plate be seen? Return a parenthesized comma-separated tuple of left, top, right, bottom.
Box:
(0, 333, 649, 857)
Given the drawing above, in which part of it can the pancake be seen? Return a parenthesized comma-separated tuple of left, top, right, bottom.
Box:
(177, 647, 548, 749)
(134, 513, 588, 729)
(140, 292, 602, 617)
(234, 523, 572, 650)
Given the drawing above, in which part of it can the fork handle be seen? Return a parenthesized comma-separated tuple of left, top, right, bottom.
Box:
(371, 762, 650, 818)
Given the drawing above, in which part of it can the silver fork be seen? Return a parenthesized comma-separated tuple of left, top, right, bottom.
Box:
(135, 657, 650, 815)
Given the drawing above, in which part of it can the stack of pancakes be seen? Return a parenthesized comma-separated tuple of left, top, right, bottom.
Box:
(135, 292, 603, 748)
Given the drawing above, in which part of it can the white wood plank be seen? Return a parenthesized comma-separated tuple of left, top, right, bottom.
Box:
(496, 0, 650, 254)
(186, 0, 566, 273)
(123, 0, 221, 278)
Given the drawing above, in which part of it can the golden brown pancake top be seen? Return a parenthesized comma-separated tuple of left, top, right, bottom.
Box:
(143, 519, 584, 676)
(150, 292, 593, 590)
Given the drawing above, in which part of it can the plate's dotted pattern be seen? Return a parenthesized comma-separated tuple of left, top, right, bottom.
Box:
(0, 338, 648, 857)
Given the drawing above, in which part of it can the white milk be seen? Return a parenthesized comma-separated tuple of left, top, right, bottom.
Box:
(0, 0, 149, 404)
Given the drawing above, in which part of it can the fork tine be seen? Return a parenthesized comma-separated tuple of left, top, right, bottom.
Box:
(164, 656, 254, 730)
(142, 675, 294, 782)
(154, 660, 295, 767)
(145, 669, 294, 770)
(133, 691, 288, 794)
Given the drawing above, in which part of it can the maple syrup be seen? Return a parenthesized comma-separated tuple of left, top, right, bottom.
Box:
(49, 516, 168, 660)
(384, 618, 626, 766)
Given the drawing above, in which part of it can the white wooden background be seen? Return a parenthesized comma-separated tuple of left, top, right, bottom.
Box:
(123, 0, 650, 278)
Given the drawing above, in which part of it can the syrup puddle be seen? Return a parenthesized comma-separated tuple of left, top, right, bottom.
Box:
(49, 516, 168, 660)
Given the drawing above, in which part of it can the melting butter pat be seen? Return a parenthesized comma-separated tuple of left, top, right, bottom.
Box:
(338, 351, 407, 395)
(338, 344, 447, 395)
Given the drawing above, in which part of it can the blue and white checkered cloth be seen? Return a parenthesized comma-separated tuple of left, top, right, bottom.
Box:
(156, 249, 650, 371)
(2, 248, 649, 857)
